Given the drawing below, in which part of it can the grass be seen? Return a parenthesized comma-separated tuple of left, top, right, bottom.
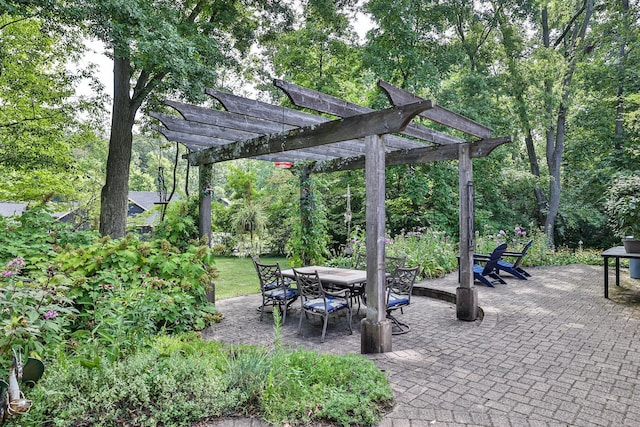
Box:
(213, 256, 290, 300)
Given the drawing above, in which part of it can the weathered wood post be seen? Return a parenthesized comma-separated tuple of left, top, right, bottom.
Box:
(361, 134, 393, 353)
(199, 163, 215, 303)
(457, 143, 477, 320)
(198, 163, 213, 245)
(298, 164, 312, 266)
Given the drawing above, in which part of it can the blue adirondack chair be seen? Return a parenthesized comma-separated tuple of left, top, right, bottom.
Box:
(496, 240, 533, 279)
(473, 243, 507, 287)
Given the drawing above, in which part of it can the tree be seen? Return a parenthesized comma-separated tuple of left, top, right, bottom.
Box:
(6, 0, 292, 237)
(0, 12, 102, 201)
(92, 0, 292, 238)
(493, 0, 595, 246)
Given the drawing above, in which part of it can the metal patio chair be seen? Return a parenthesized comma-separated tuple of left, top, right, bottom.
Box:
(386, 265, 420, 335)
(253, 257, 298, 324)
(293, 268, 352, 342)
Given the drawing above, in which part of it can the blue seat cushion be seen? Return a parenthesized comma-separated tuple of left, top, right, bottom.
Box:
(387, 293, 409, 308)
(472, 264, 484, 273)
(263, 280, 281, 291)
(265, 288, 298, 300)
(303, 296, 348, 313)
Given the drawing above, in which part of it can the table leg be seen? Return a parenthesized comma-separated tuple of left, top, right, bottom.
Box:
(604, 256, 609, 299)
(616, 257, 620, 287)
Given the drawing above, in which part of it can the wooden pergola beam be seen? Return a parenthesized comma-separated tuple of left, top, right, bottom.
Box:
(306, 136, 512, 174)
(206, 89, 428, 151)
(274, 79, 465, 145)
(187, 100, 435, 166)
(378, 80, 494, 139)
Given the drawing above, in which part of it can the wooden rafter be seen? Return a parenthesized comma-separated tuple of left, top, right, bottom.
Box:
(187, 100, 435, 166)
(274, 79, 465, 145)
(377, 80, 494, 139)
(205, 88, 427, 152)
(306, 137, 512, 174)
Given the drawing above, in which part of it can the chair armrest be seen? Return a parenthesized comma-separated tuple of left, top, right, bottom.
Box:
(502, 251, 523, 257)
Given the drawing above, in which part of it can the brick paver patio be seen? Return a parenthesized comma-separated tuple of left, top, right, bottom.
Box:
(202, 264, 640, 426)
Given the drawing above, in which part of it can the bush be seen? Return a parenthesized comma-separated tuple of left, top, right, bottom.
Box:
(0, 206, 97, 273)
(55, 234, 219, 360)
(0, 257, 77, 367)
(24, 333, 393, 427)
(25, 335, 234, 427)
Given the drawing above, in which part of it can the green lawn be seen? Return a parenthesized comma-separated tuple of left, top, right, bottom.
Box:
(212, 256, 290, 300)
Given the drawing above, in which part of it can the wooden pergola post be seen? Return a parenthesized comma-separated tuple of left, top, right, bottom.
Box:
(456, 143, 477, 320)
(198, 163, 213, 246)
(298, 164, 312, 266)
(361, 134, 392, 353)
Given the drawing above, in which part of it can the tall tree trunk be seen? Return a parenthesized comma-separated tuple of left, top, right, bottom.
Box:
(99, 56, 136, 238)
(614, 0, 629, 151)
(541, 0, 594, 247)
(496, 9, 547, 224)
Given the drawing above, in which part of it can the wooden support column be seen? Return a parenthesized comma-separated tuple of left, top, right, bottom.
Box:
(299, 164, 312, 266)
(456, 143, 478, 320)
(198, 163, 213, 246)
(362, 134, 392, 354)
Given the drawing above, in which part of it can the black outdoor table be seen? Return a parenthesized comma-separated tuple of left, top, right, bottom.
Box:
(601, 246, 640, 298)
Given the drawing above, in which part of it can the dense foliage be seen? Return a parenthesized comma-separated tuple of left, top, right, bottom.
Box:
(0, 209, 218, 367)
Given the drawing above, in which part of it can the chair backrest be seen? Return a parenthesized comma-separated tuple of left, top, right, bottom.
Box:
(353, 251, 366, 270)
(253, 258, 283, 292)
(512, 240, 533, 268)
(482, 243, 507, 275)
(293, 269, 324, 300)
(385, 255, 407, 276)
(389, 266, 420, 296)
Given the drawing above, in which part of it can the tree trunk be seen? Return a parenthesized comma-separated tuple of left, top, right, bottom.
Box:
(496, 10, 548, 225)
(541, 0, 594, 247)
(615, 0, 629, 151)
(99, 56, 136, 238)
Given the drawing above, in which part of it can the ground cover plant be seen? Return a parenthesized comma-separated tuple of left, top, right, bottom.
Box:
(23, 318, 393, 427)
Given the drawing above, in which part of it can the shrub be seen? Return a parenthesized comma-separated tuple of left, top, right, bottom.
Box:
(24, 332, 393, 427)
(0, 206, 97, 274)
(25, 335, 233, 427)
(55, 234, 219, 359)
(0, 257, 77, 367)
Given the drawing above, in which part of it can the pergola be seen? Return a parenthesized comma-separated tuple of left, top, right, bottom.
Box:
(151, 79, 511, 354)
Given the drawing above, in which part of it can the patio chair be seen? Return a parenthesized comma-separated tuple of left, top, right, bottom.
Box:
(352, 254, 407, 314)
(253, 258, 298, 324)
(497, 240, 533, 279)
(474, 240, 532, 280)
(385, 255, 407, 276)
(293, 268, 352, 342)
(352, 251, 366, 269)
(473, 243, 507, 287)
(386, 265, 420, 335)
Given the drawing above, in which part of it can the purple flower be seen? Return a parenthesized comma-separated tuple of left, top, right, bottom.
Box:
(7, 257, 25, 269)
(44, 310, 59, 320)
(2, 271, 12, 278)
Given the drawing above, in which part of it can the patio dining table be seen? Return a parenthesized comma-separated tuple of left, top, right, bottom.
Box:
(279, 266, 368, 291)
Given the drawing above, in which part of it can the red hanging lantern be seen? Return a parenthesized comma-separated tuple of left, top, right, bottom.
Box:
(274, 161, 294, 169)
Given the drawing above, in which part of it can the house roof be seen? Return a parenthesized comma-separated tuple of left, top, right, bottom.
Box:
(128, 191, 164, 211)
(0, 202, 27, 217)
